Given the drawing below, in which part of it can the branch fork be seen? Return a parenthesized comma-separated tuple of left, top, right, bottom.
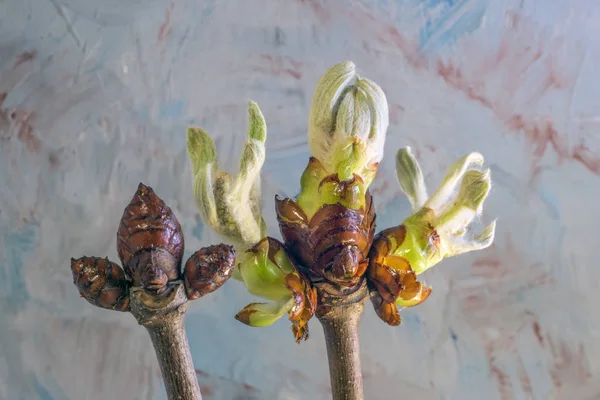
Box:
(70, 183, 236, 400)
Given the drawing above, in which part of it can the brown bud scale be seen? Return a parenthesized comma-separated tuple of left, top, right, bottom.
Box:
(117, 183, 184, 291)
(70, 256, 130, 311)
(286, 271, 318, 343)
(183, 244, 236, 300)
(370, 292, 401, 326)
(263, 237, 318, 343)
(275, 191, 375, 288)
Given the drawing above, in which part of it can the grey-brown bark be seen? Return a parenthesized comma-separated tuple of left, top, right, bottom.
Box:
(130, 282, 202, 400)
(315, 279, 369, 400)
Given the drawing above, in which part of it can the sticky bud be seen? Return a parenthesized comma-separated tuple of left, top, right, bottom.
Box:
(117, 183, 185, 293)
(183, 244, 236, 300)
(71, 256, 130, 311)
(308, 61, 389, 187)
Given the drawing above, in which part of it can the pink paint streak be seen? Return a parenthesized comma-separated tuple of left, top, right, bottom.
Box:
(547, 338, 591, 389)
(529, 320, 573, 388)
(157, 3, 174, 43)
(517, 357, 534, 397)
(341, 5, 599, 177)
(433, 11, 595, 176)
(388, 104, 405, 124)
(346, 7, 425, 69)
(436, 60, 492, 108)
(296, 0, 332, 23)
(249, 54, 304, 80)
(572, 144, 600, 174)
(13, 51, 36, 69)
(48, 151, 60, 170)
(0, 91, 40, 153)
(451, 232, 554, 396)
(464, 234, 554, 310)
(424, 144, 437, 153)
(242, 383, 259, 392)
(199, 384, 214, 396)
(454, 230, 591, 395)
(532, 321, 544, 347)
(490, 363, 513, 400)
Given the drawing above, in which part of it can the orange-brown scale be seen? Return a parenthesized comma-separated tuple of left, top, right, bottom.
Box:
(286, 272, 317, 343)
(367, 225, 432, 326)
(235, 237, 317, 343)
(262, 237, 318, 343)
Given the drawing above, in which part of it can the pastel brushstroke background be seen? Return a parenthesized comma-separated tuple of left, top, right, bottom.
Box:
(1, 0, 599, 399)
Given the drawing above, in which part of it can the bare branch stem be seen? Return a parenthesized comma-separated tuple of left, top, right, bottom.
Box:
(130, 282, 202, 400)
(315, 279, 368, 400)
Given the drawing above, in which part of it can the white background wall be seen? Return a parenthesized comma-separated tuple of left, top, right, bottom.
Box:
(1, 0, 599, 399)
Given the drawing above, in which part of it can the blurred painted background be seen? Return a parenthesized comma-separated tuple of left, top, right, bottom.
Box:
(1, 0, 599, 399)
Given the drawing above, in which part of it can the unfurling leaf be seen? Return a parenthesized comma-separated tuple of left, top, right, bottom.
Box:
(368, 149, 496, 325)
(308, 61, 389, 187)
(235, 237, 316, 343)
(187, 102, 267, 255)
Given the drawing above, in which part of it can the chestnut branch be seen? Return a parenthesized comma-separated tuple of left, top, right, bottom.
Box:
(70, 183, 236, 400)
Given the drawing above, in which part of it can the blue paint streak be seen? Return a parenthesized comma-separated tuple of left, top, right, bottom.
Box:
(201, 0, 216, 18)
(449, 328, 458, 342)
(0, 221, 39, 308)
(160, 99, 185, 119)
(538, 187, 561, 220)
(32, 375, 69, 400)
(192, 221, 204, 240)
(402, 312, 422, 333)
(458, 363, 480, 379)
(34, 379, 54, 400)
(418, 0, 489, 53)
(136, 104, 151, 123)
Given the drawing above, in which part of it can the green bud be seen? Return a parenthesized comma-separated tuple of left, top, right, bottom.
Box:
(424, 152, 484, 211)
(390, 151, 496, 275)
(238, 238, 296, 301)
(235, 238, 317, 343)
(307, 61, 389, 187)
(434, 168, 492, 237)
(235, 298, 296, 327)
(395, 147, 428, 212)
(296, 157, 368, 220)
(187, 101, 267, 252)
(296, 157, 329, 219)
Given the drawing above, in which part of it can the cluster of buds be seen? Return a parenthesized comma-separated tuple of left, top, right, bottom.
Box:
(276, 61, 385, 289)
(70, 183, 236, 311)
(187, 61, 496, 341)
(368, 148, 495, 325)
(187, 102, 267, 253)
(234, 237, 317, 341)
(187, 104, 317, 342)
